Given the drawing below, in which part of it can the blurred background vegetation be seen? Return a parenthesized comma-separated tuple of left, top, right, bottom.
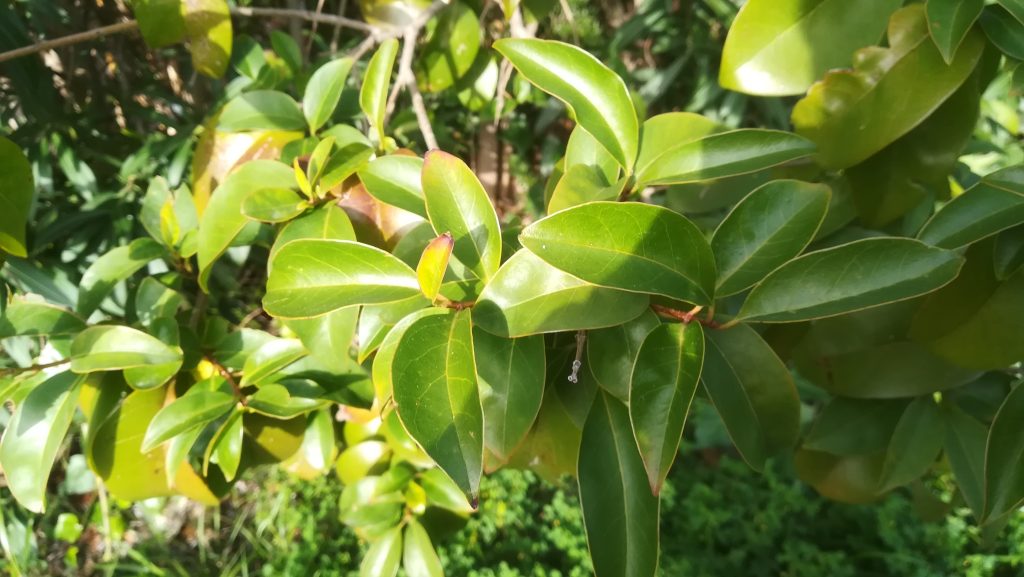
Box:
(3, 0, 1024, 574)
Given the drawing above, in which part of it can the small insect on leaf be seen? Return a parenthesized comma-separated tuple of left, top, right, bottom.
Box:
(417, 232, 454, 302)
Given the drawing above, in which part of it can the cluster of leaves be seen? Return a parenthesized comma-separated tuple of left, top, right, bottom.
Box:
(4, 0, 1024, 575)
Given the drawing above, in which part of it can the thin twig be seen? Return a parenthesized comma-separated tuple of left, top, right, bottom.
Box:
(238, 306, 265, 328)
(568, 330, 586, 383)
(229, 6, 375, 34)
(0, 20, 138, 64)
(0, 359, 69, 377)
(651, 304, 726, 329)
(385, 0, 449, 120)
(409, 77, 439, 150)
(305, 0, 329, 60)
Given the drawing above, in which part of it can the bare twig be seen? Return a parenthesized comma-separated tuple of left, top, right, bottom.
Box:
(0, 359, 69, 377)
(229, 6, 375, 34)
(305, 0, 329, 60)
(409, 77, 439, 150)
(385, 0, 449, 118)
(0, 20, 138, 64)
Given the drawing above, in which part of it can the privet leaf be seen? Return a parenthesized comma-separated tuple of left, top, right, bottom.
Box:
(422, 150, 502, 281)
(70, 325, 183, 390)
(587, 310, 660, 401)
(578, 392, 659, 577)
(701, 324, 800, 471)
(219, 90, 306, 132)
(792, 5, 985, 169)
(494, 38, 638, 171)
(360, 39, 399, 145)
(918, 166, 1024, 249)
(303, 57, 355, 132)
(983, 381, 1024, 520)
(720, 0, 903, 96)
(473, 329, 545, 461)
(520, 202, 716, 305)
(0, 372, 83, 512)
(926, 0, 985, 63)
(473, 250, 649, 338)
(878, 397, 944, 491)
(629, 322, 704, 494)
(712, 180, 831, 296)
(392, 309, 483, 503)
(358, 155, 427, 217)
(264, 239, 420, 319)
(77, 238, 165, 317)
(737, 238, 963, 323)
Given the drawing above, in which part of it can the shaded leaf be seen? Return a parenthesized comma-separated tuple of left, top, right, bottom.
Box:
(473, 329, 545, 461)
(219, 91, 305, 131)
(0, 136, 34, 257)
(77, 238, 165, 317)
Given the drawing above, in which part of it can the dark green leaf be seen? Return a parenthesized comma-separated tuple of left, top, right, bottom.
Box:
(918, 167, 1024, 249)
(77, 238, 165, 317)
(983, 381, 1024, 520)
(415, 2, 481, 93)
(879, 397, 944, 490)
(402, 519, 444, 577)
(981, 4, 1024, 60)
(803, 397, 907, 455)
(473, 329, 545, 461)
(587, 310, 660, 401)
(927, 0, 985, 63)
(943, 402, 988, 517)
(0, 136, 34, 257)
(0, 299, 85, 338)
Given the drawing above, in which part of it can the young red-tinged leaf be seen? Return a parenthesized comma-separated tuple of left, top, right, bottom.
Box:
(416, 232, 454, 301)
(0, 372, 84, 513)
(629, 322, 704, 494)
(422, 151, 502, 281)
(494, 38, 638, 171)
(578, 391, 659, 577)
(520, 202, 716, 305)
(392, 309, 483, 503)
(263, 239, 420, 319)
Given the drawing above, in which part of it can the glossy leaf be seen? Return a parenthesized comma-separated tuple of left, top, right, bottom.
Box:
(792, 5, 985, 169)
(241, 187, 306, 223)
(878, 397, 944, 491)
(520, 201, 715, 305)
(360, 39, 399, 145)
(358, 296, 431, 362)
(358, 155, 427, 217)
(264, 239, 420, 319)
(0, 372, 83, 512)
(943, 402, 988, 516)
(422, 150, 502, 281)
(473, 329, 545, 461)
(473, 250, 650, 338)
(77, 238, 165, 317)
(565, 124, 620, 184)
(918, 167, 1024, 249)
(981, 4, 1024, 60)
(994, 225, 1024, 280)
(712, 180, 831, 296)
(737, 238, 963, 323)
(634, 113, 718, 182)
(0, 136, 33, 257)
(634, 129, 816, 188)
(701, 324, 800, 471)
(587, 310, 660, 401)
(415, 2, 481, 93)
(135, 277, 183, 327)
(494, 38, 638, 171)
(246, 382, 328, 419)
(183, 0, 232, 78)
(417, 232, 454, 301)
(303, 57, 355, 132)
(578, 392, 659, 577)
(213, 409, 244, 481)
(0, 300, 85, 338)
(629, 322, 704, 494)
(360, 527, 402, 577)
(392, 309, 483, 502)
(720, 0, 902, 96)
(133, 0, 186, 47)
(403, 519, 444, 577)
(927, 0, 985, 63)
(219, 90, 306, 132)
(546, 164, 618, 214)
(141, 390, 237, 452)
(803, 398, 907, 456)
(983, 381, 1024, 520)
(284, 307, 359, 373)
(198, 160, 296, 290)
(70, 325, 183, 390)
(268, 203, 356, 266)
(239, 338, 307, 387)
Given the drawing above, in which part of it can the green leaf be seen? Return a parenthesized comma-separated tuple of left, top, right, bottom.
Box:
(239, 338, 307, 387)
(77, 238, 165, 317)
(578, 391, 659, 577)
(70, 325, 183, 390)
(720, 0, 903, 96)
(565, 124, 620, 185)
(402, 519, 444, 577)
(132, 0, 186, 47)
(0, 299, 85, 338)
(983, 381, 1024, 520)
(473, 250, 650, 338)
(284, 307, 359, 373)
(422, 150, 502, 281)
(360, 527, 402, 577)
(473, 329, 545, 461)
(392, 309, 483, 503)
(737, 238, 964, 323)
(520, 201, 716, 305)
(360, 39, 399, 145)
(301, 408, 335, 473)
(918, 167, 1024, 249)
(546, 164, 620, 214)
(803, 397, 907, 456)
(416, 232, 454, 301)
(268, 203, 356, 266)
(303, 57, 354, 132)
(264, 239, 420, 319)
(358, 155, 427, 217)
(981, 4, 1024, 60)
(634, 129, 816, 188)
(135, 278, 183, 328)
(712, 180, 831, 296)
(141, 390, 237, 452)
(246, 381, 328, 419)
(994, 225, 1024, 280)
(792, 5, 985, 169)
(241, 187, 307, 223)
(198, 160, 296, 290)
(219, 91, 306, 132)
(358, 296, 431, 363)
(927, 0, 985, 63)
(0, 372, 83, 512)
(629, 322, 704, 494)
(587, 310, 660, 401)
(415, 2, 481, 93)
(943, 402, 988, 517)
(794, 449, 886, 504)
(213, 409, 243, 481)
(318, 142, 375, 192)
(494, 38, 638, 171)
(270, 30, 302, 72)
(183, 0, 232, 78)
(878, 397, 944, 491)
(634, 113, 718, 183)
(0, 136, 34, 257)
(701, 324, 800, 471)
